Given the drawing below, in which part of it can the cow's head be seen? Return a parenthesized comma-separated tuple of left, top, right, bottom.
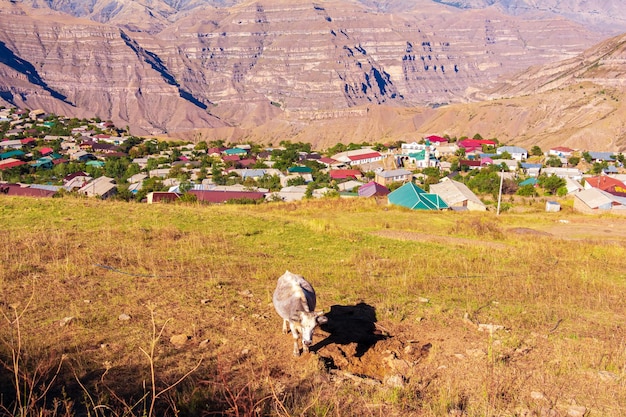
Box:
(293, 311, 328, 348)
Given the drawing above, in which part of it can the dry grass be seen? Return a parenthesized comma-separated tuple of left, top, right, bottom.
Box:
(0, 196, 625, 416)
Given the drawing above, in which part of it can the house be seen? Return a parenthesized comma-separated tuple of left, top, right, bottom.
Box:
(424, 135, 448, 145)
(432, 144, 459, 158)
(519, 178, 538, 187)
(331, 149, 382, 165)
(146, 192, 181, 204)
(573, 188, 626, 214)
(189, 189, 266, 203)
(490, 159, 518, 172)
(337, 180, 365, 193)
(429, 178, 487, 211)
(78, 176, 117, 199)
(584, 175, 626, 196)
(318, 157, 341, 167)
(0, 183, 56, 198)
(588, 152, 615, 163)
(127, 173, 148, 184)
(549, 147, 575, 158)
(387, 182, 448, 210)
(148, 168, 171, 178)
(374, 169, 412, 186)
(521, 163, 542, 177)
(497, 146, 528, 161)
(458, 139, 496, 153)
(347, 151, 384, 166)
(0, 139, 23, 150)
(224, 148, 248, 156)
(542, 167, 583, 181)
(329, 169, 362, 181)
(405, 149, 437, 168)
(0, 158, 27, 171)
(357, 181, 390, 198)
(564, 177, 583, 194)
(459, 160, 482, 170)
(0, 150, 25, 160)
(267, 185, 308, 202)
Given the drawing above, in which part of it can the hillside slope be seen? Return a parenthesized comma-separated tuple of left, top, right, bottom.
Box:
(0, 0, 603, 136)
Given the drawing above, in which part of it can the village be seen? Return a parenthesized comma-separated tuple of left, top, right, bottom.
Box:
(1, 107, 625, 214)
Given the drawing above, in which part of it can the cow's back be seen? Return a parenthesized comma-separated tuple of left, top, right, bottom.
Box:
(273, 271, 316, 319)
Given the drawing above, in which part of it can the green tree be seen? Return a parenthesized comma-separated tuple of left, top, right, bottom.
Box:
(257, 174, 282, 191)
(530, 146, 543, 156)
(568, 156, 580, 167)
(538, 174, 565, 195)
(546, 156, 562, 167)
(466, 170, 500, 199)
(516, 184, 537, 197)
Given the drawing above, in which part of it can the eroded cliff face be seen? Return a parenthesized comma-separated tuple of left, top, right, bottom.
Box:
(0, 0, 606, 135)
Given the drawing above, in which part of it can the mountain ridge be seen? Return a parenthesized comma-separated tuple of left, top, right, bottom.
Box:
(0, 0, 625, 151)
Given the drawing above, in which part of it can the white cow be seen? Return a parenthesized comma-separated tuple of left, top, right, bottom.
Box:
(272, 271, 328, 356)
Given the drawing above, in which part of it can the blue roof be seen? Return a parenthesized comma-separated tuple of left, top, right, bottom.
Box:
(589, 152, 615, 161)
(521, 163, 542, 169)
(497, 146, 528, 154)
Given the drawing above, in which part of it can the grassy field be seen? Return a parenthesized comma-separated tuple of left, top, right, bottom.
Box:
(0, 196, 625, 416)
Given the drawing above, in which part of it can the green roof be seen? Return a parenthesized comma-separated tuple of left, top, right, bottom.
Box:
(387, 182, 448, 210)
(1, 150, 25, 160)
(519, 178, 538, 186)
(288, 166, 313, 173)
(224, 148, 248, 155)
(86, 160, 105, 167)
(408, 150, 426, 160)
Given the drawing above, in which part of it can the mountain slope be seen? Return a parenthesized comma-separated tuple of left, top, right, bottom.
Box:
(0, 0, 604, 136)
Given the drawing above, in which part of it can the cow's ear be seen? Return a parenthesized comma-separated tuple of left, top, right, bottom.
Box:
(316, 312, 328, 324)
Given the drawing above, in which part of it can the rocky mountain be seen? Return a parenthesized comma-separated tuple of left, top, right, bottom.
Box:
(0, 0, 624, 151)
(432, 0, 626, 35)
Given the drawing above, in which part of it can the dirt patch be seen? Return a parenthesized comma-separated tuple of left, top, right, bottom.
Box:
(311, 303, 432, 384)
(372, 229, 509, 249)
(507, 227, 552, 236)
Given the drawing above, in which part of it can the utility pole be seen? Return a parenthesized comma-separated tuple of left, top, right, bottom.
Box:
(496, 168, 504, 216)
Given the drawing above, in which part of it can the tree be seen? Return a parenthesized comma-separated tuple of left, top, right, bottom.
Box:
(546, 156, 562, 167)
(568, 156, 580, 167)
(516, 184, 537, 197)
(538, 174, 565, 195)
(530, 146, 543, 156)
(466, 170, 501, 199)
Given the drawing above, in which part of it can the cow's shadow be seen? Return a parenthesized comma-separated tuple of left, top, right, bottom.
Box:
(311, 302, 388, 358)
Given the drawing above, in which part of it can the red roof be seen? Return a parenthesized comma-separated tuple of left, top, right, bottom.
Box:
(358, 181, 390, 197)
(551, 146, 574, 153)
(20, 137, 36, 145)
(348, 152, 382, 161)
(460, 160, 481, 167)
(39, 147, 54, 155)
(222, 155, 240, 162)
(149, 192, 181, 203)
(319, 157, 338, 165)
(0, 184, 55, 197)
(458, 139, 496, 148)
(330, 169, 362, 179)
(425, 135, 448, 144)
(0, 160, 27, 170)
(189, 190, 266, 203)
(586, 176, 626, 195)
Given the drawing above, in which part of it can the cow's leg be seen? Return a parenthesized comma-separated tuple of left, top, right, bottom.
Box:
(289, 322, 301, 356)
(282, 319, 289, 334)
